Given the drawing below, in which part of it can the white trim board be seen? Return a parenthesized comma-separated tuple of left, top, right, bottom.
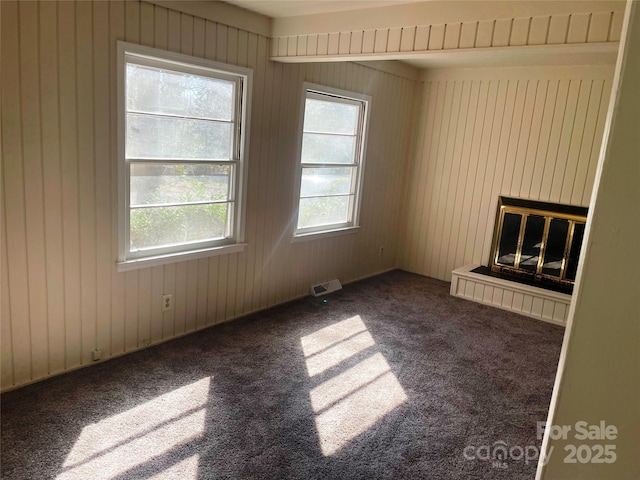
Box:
(450, 264, 571, 326)
(420, 63, 614, 82)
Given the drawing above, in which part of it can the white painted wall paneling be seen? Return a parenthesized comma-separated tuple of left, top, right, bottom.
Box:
(270, 10, 623, 61)
(0, 0, 417, 391)
(401, 66, 613, 282)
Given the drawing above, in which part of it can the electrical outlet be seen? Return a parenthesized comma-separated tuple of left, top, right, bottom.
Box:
(162, 293, 173, 312)
(92, 349, 102, 361)
(380, 246, 384, 256)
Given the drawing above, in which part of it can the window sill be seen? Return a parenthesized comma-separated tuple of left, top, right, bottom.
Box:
(291, 226, 360, 243)
(116, 243, 247, 272)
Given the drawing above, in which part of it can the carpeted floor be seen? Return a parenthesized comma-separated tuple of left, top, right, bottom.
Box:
(1, 270, 564, 480)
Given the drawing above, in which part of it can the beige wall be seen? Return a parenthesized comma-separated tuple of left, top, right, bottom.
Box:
(1, 0, 626, 402)
(539, 1, 640, 478)
(0, 0, 418, 391)
(400, 64, 613, 281)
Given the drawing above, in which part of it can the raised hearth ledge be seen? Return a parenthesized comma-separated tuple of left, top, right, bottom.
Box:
(450, 264, 570, 326)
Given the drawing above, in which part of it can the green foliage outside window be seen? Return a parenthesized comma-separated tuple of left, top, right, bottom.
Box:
(130, 168, 229, 250)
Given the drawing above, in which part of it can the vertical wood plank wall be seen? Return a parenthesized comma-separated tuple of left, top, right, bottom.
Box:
(0, 0, 418, 391)
(401, 65, 613, 281)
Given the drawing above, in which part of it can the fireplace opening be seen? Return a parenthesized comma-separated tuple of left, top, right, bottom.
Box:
(478, 197, 587, 294)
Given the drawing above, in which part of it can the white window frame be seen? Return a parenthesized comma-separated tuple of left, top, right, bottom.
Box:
(116, 42, 252, 271)
(292, 83, 371, 240)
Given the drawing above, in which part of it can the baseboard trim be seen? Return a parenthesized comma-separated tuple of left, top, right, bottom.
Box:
(1, 266, 398, 393)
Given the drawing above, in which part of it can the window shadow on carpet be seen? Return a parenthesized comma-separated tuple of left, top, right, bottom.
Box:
(0, 270, 564, 480)
(301, 315, 408, 456)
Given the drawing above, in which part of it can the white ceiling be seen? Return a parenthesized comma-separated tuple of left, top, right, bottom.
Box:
(224, 0, 424, 18)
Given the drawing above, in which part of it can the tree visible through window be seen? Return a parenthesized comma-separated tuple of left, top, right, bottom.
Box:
(117, 42, 251, 269)
(295, 85, 370, 236)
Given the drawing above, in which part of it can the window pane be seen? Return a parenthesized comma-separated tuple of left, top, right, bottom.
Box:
(541, 218, 569, 277)
(300, 167, 354, 197)
(301, 133, 356, 164)
(565, 223, 585, 281)
(127, 64, 234, 120)
(304, 98, 359, 134)
(130, 203, 228, 250)
(298, 195, 351, 229)
(519, 215, 545, 271)
(130, 163, 230, 206)
(496, 213, 522, 266)
(127, 113, 232, 160)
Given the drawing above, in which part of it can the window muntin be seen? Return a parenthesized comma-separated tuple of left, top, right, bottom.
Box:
(118, 43, 250, 267)
(295, 86, 370, 235)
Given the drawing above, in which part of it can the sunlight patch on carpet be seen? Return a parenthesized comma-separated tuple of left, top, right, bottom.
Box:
(302, 316, 407, 456)
(301, 315, 374, 377)
(57, 377, 210, 479)
(301, 315, 369, 357)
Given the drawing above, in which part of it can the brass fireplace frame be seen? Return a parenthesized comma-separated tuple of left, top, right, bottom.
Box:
(490, 197, 587, 287)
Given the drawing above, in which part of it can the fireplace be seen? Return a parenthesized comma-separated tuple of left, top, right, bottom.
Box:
(487, 197, 587, 293)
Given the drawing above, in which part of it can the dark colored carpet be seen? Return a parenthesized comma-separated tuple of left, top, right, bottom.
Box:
(1, 270, 564, 480)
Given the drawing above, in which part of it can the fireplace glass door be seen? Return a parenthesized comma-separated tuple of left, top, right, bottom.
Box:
(491, 197, 587, 288)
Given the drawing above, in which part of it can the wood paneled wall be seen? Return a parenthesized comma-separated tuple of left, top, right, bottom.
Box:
(270, 10, 623, 61)
(0, 0, 418, 391)
(400, 65, 612, 281)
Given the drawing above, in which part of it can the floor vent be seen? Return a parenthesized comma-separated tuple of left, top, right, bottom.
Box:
(311, 279, 342, 297)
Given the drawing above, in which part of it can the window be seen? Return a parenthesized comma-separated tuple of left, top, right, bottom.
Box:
(117, 42, 251, 270)
(294, 84, 370, 238)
